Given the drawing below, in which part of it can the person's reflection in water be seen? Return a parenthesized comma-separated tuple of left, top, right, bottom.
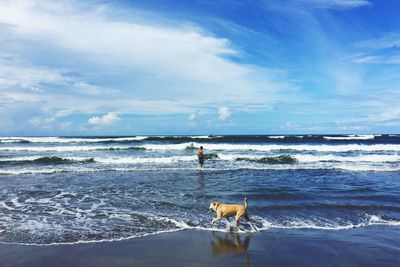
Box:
(197, 170, 205, 191)
(211, 232, 251, 267)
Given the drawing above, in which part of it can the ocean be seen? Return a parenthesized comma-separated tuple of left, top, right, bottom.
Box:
(0, 134, 399, 245)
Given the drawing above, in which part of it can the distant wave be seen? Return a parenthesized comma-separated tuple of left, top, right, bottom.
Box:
(0, 136, 147, 144)
(324, 135, 377, 140)
(2, 153, 398, 166)
(235, 155, 297, 164)
(204, 153, 219, 160)
(266, 136, 285, 139)
(0, 156, 94, 165)
(95, 155, 196, 164)
(293, 154, 400, 163)
(0, 135, 218, 144)
(143, 142, 400, 152)
(218, 153, 400, 163)
(0, 154, 216, 166)
(0, 145, 145, 152)
(3, 134, 399, 145)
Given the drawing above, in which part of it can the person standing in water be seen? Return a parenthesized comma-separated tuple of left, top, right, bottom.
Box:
(198, 146, 204, 168)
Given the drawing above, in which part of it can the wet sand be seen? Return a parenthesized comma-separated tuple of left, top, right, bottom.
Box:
(1, 226, 399, 267)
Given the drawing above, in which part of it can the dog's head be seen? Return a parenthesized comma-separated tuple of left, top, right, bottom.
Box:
(209, 202, 219, 212)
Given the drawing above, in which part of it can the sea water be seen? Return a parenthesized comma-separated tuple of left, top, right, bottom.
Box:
(0, 135, 399, 244)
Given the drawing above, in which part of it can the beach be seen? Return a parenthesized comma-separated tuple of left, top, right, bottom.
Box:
(1, 226, 399, 267)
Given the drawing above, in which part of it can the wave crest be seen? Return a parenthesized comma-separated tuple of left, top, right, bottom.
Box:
(236, 155, 297, 164)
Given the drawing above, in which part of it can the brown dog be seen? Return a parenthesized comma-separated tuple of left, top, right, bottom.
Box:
(209, 197, 249, 226)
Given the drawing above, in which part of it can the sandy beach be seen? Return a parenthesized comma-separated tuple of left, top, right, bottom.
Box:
(1, 226, 399, 267)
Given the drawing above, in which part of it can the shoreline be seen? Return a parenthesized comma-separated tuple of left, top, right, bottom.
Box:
(1, 226, 399, 267)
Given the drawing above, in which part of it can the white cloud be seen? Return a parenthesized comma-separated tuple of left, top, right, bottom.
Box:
(218, 107, 231, 121)
(0, 0, 300, 134)
(350, 32, 400, 65)
(0, 0, 291, 107)
(73, 82, 118, 96)
(188, 112, 197, 121)
(88, 112, 120, 125)
(354, 32, 400, 50)
(0, 1, 242, 84)
(345, 108, 400, 124)
(297, 0, 371, 9)
(350, 54, 400, 65)
(0, 60, 66, 89)
(329, 64, 363, 93)
(60, 121, 72, 129)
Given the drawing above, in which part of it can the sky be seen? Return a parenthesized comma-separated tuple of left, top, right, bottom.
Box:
(0, 0, 400, 136)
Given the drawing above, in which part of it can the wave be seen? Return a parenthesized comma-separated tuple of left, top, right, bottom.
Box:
(0, 145, 145, 152)
(204, 153, 219, 160)
(1, 154, 219, 166)
(0, 136, 147, 144)
(0, 135, 218, 144)
(255, 214, 400, 231)
(0, 228, 186, 246)
(0, 156, 94, 165)
(5, 214, 399, 246)
(145, 135, 215, 142)
(3, 142, 400, 153)
(324, 135, 378, 140)
(143, 142, 400, 152)
(217, 153, 400, 163)
(235, 155, 297, 164)
(1, 163, 400, 175)
(267, 136, 285, 139)
(2, 153, 398, 167)
(1, 196, 399, 245)
(95, 155, 196, 164)
(2, 135, 399, 146)
(293, 154, 400, 163)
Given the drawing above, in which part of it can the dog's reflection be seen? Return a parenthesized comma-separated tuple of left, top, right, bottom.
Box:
(211, 232, 251, 266)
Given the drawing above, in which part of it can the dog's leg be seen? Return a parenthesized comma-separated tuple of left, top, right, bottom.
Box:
(236, 212, 245, 226)
(234, 215, 246, 232)
(244, 213, 258, 232)
(224, 218, 232, 231)
(211, 214, 222, 225)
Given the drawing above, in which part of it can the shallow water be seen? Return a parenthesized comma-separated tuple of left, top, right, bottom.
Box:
(0, 135, 399, 244)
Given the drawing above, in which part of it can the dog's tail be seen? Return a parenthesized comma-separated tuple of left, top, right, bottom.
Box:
(244, 197, 248, 209)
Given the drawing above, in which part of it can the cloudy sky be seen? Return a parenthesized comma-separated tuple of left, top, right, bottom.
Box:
(0, 0, 399, 135)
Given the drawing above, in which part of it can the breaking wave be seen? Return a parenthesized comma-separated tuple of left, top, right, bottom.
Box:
(2, 142, 400, 153)
(0, 156, 94, 165)
(235, 155, 297, 164)
(0, 212, 398, 245)
(324, 135, 377, 140)
(142, 143, 400, 152)
(0, 136, 147, 144)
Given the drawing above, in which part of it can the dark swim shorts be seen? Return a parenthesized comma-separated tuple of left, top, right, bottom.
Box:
(198, 156, 204, 164)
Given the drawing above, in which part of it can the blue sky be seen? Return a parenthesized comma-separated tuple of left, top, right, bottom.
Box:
(0, 0, 399, 135)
